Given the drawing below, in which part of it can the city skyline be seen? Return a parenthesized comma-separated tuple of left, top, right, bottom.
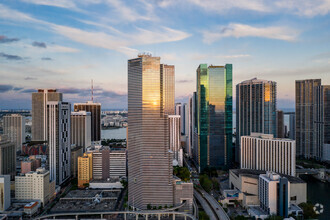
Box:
(1, 1, 330, 109)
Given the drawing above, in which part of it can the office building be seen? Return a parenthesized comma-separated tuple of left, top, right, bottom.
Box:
(71, 111, 91, 149)
(322, 85, 330, 161)
(3, 114, 25, 151)
(228, 169, 306, 208)
(91, 146, 110, 180)
(240, 133, 295, 176)
(46, 101, 71, 185)
(15, 168, 55, 206)
(77, 152, 93, 188)
(296, 79, 330, 160)
(71, 145, 83, 178)
(21, 158, 41, 174)
(187, 96, 193, 158)
(259, 172, 290, 217)
(276, 110, 284, 138)
(109, 148, 127, 178)
(32, 89, 62, 141)
(0, 135, 16, 178)
(236, 78, 277, 162)
(195, 64, 233, 171)
(128, 54, 173, 209)
(169, 115, 181, 166)
(289, 114, 295, 140)
(161, 64, 175, 115)
(0, 175, 10, 212)
(74, 101, 101, 142)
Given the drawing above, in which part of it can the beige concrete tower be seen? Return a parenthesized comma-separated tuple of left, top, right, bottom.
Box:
(3, 114, 25, 151)
(32, 89, 62, 141)
(128, 54, 174, 209)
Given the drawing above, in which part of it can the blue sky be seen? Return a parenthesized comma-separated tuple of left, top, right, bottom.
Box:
(0, 0, 330, 109)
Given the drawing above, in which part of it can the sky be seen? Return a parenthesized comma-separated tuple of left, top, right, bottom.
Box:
(0, 0, 330, 110)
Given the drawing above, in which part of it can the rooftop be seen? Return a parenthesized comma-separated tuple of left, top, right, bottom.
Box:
(230, 169, 305, 183)
(240, 77, 275, 84)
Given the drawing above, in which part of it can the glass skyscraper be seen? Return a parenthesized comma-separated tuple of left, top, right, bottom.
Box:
(195, 64, 233, 171)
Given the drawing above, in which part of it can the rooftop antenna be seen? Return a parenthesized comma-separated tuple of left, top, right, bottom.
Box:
(91, 79, 94, 102)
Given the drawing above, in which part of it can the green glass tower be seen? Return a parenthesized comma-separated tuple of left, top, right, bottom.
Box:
(195, 64, 233, 171)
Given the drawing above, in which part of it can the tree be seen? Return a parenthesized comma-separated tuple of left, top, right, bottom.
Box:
(199, 174, 213, 192)
(199, 211, 210, 220)
(147, 204, 152, 210)
(299, 202, 318, 219)
(173, 166, 191, 182)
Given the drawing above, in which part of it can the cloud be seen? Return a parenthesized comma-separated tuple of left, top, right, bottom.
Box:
(0, 52, 24, 60)
(20, 88, 36, 93)
(41, 57, 52, 61)
(0, 35, 19, 43)
(176, 79, 193, 83)
(20, 0, 82, 11)
(0, 4, 189, 56)
(32, 41, 47, 48)
(274, 0, 330, 17)
(0, 4, 44, 23)
(0, 85, 14, 93)
(24, 76, 37, 80)
(202, 23, 299, 43)
(220, 54, 251, 59)
(188, 0, 271, 14)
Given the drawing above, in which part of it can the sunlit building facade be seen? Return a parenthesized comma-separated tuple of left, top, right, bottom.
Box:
(236, 78, 277, 162)
(128, 54, 173, 209)
(195, 64, 233, 171)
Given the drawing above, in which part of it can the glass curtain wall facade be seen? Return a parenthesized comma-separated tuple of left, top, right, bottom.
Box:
(128, 55, 173, 209)
(195, 64, 232, 171)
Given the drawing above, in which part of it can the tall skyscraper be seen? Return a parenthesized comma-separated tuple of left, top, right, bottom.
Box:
(295, 79, 330, 160)
(0, 135, 16, 178)
(128, 54, 173, 209)
(91, 146, 110, 180)
(74, 101, 101, 142)
(236, 78, 277, 162)
(195, 64, 233, 171)
(161, 64, 175, 115)
(169, 115, 182, 166)
(71, 111, 91, 149)
(322, 85, 330, 161)
(3, 114, 25, 152)
(276, 110, 285, 138)
(187, 96, 193, 158)
(289, 113, 296, 140)
(47, 101, 71, 185)
(32, 89, 62, 141)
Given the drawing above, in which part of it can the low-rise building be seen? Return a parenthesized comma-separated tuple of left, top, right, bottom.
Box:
(15, 168, 55, 206)
(0, 175, 11, 211)
(78, 152, 93, 188)
(24, 201, 40, 216)
(21, 157, 41, 174)
(173, 177, 193, 214)
(227, 169, 306, 208)
(109, 148, 126, 178)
